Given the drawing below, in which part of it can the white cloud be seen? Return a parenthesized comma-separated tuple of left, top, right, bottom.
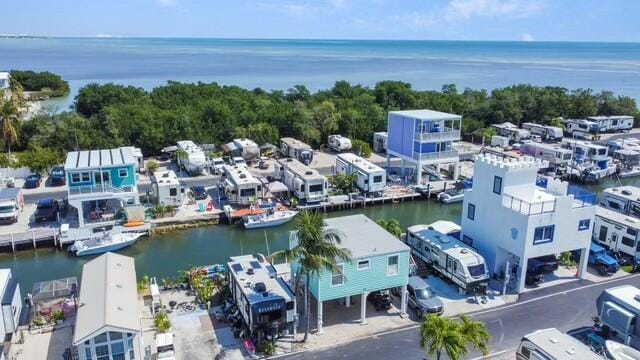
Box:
(155, 0, 178, 7)
(444, 0, 546, 21)
(521, 33, 535, 41)
(328, 0, 347, 9)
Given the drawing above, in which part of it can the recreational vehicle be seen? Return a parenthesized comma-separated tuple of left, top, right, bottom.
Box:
(151, 170, 185, 206)
(176, 140, 207, 176)
(491, 122, 531, 142)
(280, 137, 314, 164)
(405, 225, 489, 293)
(563, 119, 601, 140)
(222, 138, 260, 163)
(600, 186, 640, 218)
(593, 206, 640, 261)
(121, 146, 144, 173)
(327, 135, 352, 152)
(490, 135, 510, 148)
(335, 153, 386, 193)
(222, 165, 263, 205)
(596, 285, 640, 349)
(562, 139, 611, 180)
(517, 328, 602, 360)
(519, 142, 573, 167)
(587, 115, 634, 133)
(373, 132, 388, 153)
(521, 122, 564, 142)
(277, 158, 327, 204)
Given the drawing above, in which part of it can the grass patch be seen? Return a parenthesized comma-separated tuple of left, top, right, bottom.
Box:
(622, 264, 634, 273)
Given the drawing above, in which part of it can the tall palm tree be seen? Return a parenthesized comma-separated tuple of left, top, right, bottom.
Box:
(269, 210, 352, 342)
(459, 315, 491, 357)
(420, 315, 467, 360)
(376, 218, 403, 239)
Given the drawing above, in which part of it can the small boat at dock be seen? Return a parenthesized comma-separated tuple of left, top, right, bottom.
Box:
(606, 340, 640, 360)
(243, 209, 298, 229)
(69, 232, 145, 256)
(438, 188, 465, 204)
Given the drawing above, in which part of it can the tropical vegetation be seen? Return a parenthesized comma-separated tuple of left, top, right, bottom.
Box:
(376, 218, 403, 239)
(154, 311, 172, 333)
(329, 172, 357, 194)
(420, 314, 491, 360)
(9, 70, 70, 98)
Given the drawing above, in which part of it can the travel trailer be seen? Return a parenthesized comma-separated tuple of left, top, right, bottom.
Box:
(587, 115, 634, 133)
(327, 135, 352, 152)
(593, 206, 640, 261)
(405, 225, 490, 293)
(491, 122, 531, 142)
(517, 328, 602, 360)
(490, 135, 510, 148)
(176, 140, 207, 176)
(600, 186, 640, 218)
(278, 158, 327, 204)
(596, 285, 640, 349)
(562, 139, 611, 181)
(280, 137, 314, 164)
(121, 146, 144, 173)
(563, 119, 601, 140)
(151, 170, 185, 206)
(222, 165, 263, 205)
(222, 138, 260, 163)
(519, 142, 573, 167)
(521, 123, 564, 142)
(373, 132, 388, 153)
(335, 153, 386, 193)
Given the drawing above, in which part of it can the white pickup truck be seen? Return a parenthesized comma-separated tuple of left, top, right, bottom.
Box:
(0, 188, 23, 224)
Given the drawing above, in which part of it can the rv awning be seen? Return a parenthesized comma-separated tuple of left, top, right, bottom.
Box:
(222, 142, 239, 153)
(267, 181, 288, 194)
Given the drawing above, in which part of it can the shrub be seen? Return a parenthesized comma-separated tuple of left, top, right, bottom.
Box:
(53, 309, 65, 321)
(154, 312, 171, 333)
(146, 160, 159, 174)
(351, 139, 372, 158)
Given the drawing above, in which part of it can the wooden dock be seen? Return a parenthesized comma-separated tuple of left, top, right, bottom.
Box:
(0, 228, 61, 252)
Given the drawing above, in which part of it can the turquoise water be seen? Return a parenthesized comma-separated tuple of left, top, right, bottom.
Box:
(0, 38, 638, 111)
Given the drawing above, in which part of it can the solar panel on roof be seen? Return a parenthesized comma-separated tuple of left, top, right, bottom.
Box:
(250, 261, 262, 269)
(231, 263, 243, 273)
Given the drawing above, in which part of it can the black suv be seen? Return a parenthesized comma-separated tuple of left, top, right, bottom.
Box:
(34, 199, 59, 223)
(190, 186, 208, 200)
(49, 166, 66, 186)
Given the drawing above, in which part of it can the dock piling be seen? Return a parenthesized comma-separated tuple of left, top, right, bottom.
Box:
(10, 233, 15, 253)
(32, 230, 36, 249)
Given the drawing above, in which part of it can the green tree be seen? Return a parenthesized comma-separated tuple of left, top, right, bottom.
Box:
(269, 211, 352, 342)
(329, 173, 357, 194)
(16, 147, 64, 174)
(459, 315, 491, 357)
(351, 139, 372, 158)
(420, 314, 491, 360)
(9, 70, 70, 97)
(146, 160, 159, 174)
(312, 100, 340, 140)
(154, 311, 171, 333)
(376, 218, 403, 239)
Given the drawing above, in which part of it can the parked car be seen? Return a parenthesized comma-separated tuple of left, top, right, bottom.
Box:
(190, 186, 208, 200)
(588, 243, 620, 275)
(525, 260, 545, 286)
(407, 276, 444, 318)
(34, 199, 59, 223)
(49, 166, 66, 186)
(23, 174, 42, 189)
(530, 254, 559, 272)
(367, 290, 392, 311)
(232, 157, 246, 167)
(210, 158, 226, 174)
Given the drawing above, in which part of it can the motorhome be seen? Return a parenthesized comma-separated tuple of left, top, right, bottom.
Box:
(521, 123, 564, 142)
(222, 138, 260, 163)
(491, 122, 531, 142)
(519, 142, 573, 167)
(600, 186, 640, 218)
(327, 135, 352, 152)
(517, 328, 603, 360)
(562, 139, 612, 181)
(405, 225, 489, 293)
(373, 132, 388, 153)
(280, 137, 314, 164)
(176, 140, 207, 176)
(227, 254, 296, 340)
(151, 170, 185, 206)
(596, 285, 640, 349)
(335, 153, 386, 193)
(563, 119, 601, 140)
(277, 158, 327, 204)
(587, 115, 634, 133)
(222, 165, 263, 205)
(593, 206, 640, 261)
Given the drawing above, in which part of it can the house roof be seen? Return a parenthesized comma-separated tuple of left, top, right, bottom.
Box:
(323, 214, 409, 258)
(64, 147, 136, 171)
(388, 109, 461, 121)
(73, 253, 139, 345)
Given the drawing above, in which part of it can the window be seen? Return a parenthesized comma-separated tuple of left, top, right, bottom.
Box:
(169, 188, 178, 196)
(493, 176, 502, 195)
(71, 173, 81, 183)
(239, 188, 256, 197)
(387, 255, 399, 276)
(467, 203, 475, 220)
(85, 347, 92, 359)
(118, 168, 128, 178)
(331, 264, 344, 286)
(373, 175, 383, 183)
(628, 228, 638, 237)
(111, 342, 125, 360)
(309, 184, 324, 193)
(94, 333, 108, 344)
(81, 172, 91, 182)
(599, 226, 608, 242)
(109, 332, 123, 340)
(533, 225, 554, 245)
(357, 259, 370, 271)
(462, 235, 473, 246)
(578, 219, 590, 231)
(622, 237, 636, 248)
(128, 338, 135, 359)
(95, 344, 109, 360)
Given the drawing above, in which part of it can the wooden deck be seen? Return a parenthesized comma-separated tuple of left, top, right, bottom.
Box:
(0, 228, 60, 252)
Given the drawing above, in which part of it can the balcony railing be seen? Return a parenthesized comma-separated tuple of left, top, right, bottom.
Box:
(414, 129, 461, 142)
(413, 150, 459, 162)
(502, 193, 556, 215)
(69, 183, 134, 196)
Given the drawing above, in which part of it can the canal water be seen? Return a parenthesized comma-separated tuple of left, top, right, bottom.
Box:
(2, 176, 638, 292)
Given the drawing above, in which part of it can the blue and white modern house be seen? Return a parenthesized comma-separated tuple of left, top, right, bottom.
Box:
(291, 214, 410, 334)
(64, 147, 140, 227)
(461, 154, 596, 293)
(386, 109, 462, 184)
(0, 268, 21, 342)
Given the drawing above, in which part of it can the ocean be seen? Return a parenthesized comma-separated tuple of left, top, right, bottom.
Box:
(0, 37, 639, 110)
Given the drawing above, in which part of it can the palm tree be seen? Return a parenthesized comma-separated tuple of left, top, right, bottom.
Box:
(459, 315, 491, 357)
(420, 315, 467, 360)
(376, 218, 403, 239)
(269, 210, 352, 342)
(0, 94, 20, 154)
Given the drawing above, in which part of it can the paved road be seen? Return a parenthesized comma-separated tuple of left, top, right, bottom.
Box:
(278, 274, 640, 360)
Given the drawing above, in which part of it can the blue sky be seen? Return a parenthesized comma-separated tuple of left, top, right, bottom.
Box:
(2, 0, 639, 41)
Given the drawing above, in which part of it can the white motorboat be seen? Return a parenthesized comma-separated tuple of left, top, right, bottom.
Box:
(69, 232, 145, 256)
(438, 188, 465, 204)
(619, 167, 640, 178)
(606, 340, 640, 360)
(243, 209, 298, 229)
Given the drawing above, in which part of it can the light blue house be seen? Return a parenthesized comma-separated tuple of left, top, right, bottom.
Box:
(64, 147, 140, 227)
(292, 214, 410, 333)
(386, 109, 462, 183)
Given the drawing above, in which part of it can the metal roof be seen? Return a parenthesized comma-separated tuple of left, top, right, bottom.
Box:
(73, 253, 139, 345)
(280, 137, 312, 150)
(278, 158, 326, 181)
(337, 153, 384, 174)
(389, 109, 461, 121)
(227, 255, 294, 306)
(522, 328, 603, 360)
(64, 147, 136, 171)
(323, 214, 409, 259)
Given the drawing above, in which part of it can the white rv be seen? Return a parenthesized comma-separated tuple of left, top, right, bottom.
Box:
(176, 140, 207, 176)
(373, 132, 388, 153)
(563, 119, 601, 140)
(405, 225, 489, 293)
(151, 170, 185, 206)
(594, 206, 640, 260)
(517, 328, 602, 360)
(491, 122, 531, 142)
(223, 165, 263, 205)
(280, 137, 314, 164)
(490, 135, 510, 148)
(519, 142, 573, 167)
(121, 146, 144, 173)
(327, 135, 352, 152)
(521, 123, 564, 142)
(600, 186, 640, 218)
(335, 153, 386, 193)
(222, 138, 260, 163)
(587, 115, 634, 133)
(277, 158, 327, 204)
